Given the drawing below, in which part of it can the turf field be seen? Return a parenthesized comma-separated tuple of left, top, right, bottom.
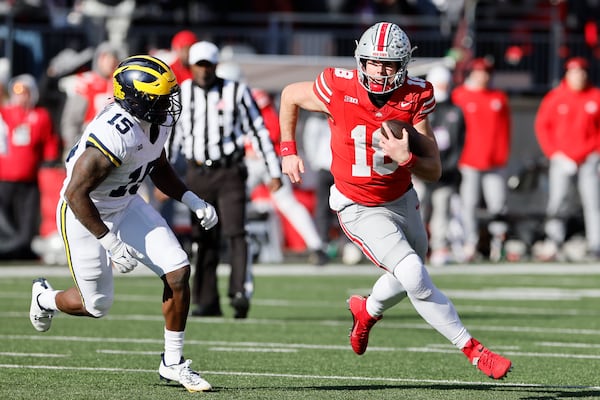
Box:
(2, 262, 600, 399)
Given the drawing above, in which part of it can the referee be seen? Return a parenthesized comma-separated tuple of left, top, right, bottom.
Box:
(170, 41, 282, 318)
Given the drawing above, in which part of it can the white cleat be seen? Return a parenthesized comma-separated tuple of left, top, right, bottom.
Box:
(159, 354, 212, 392)
(29, 278, 56, 332)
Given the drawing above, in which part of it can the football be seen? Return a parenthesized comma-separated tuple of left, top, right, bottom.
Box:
(380, 119, 416, 140)
(380, 119, 428, 156)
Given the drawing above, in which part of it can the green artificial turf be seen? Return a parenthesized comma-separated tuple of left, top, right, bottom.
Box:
(2, 263, 600, 399)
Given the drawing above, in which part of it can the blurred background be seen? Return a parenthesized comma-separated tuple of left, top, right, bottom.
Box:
(0, 0, 597, 263)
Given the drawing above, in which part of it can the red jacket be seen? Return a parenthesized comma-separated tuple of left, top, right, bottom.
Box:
(170, 59, 192, 84)
(452, 85, 511, 170)
(0, 105, 60, 182)
(534, 80, 600, 164)
(74, 70, 113, 124)
(259, 102, 281, 155)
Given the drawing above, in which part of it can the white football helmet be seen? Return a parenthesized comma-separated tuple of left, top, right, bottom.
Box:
(355, 22, 414, 94)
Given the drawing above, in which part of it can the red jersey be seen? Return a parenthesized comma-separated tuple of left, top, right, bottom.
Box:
(73, 71, 113, 124)
(534, 80, 600, 164)
(452, 85, 511, 170)
(0, 105, 60, 182)
(170, 59, 193, 84)
(259, 102, 281, 154)
(245, 98, 281, 157)
(314, 68, 435, 206)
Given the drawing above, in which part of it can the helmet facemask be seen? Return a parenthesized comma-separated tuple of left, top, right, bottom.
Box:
(357, 58, 409, 94)
(140, 90, 181, 126)
(354, 22, 415, 94)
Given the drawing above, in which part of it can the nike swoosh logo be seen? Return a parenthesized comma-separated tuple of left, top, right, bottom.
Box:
(282, 147, 289, 152)
(401, 102, 412, 107)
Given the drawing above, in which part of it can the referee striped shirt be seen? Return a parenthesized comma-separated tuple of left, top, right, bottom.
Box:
(170, 77, 281, 179)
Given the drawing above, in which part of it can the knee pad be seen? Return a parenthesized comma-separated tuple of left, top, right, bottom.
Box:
(392, 253, 433, 300)
(86, 294, 113, 318)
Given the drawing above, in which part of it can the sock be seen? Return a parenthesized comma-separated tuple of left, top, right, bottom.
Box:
(164, 328, 185, 366)
(37, 290, 59, 311)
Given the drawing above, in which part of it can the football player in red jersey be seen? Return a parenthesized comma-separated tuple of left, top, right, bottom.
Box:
(279, 22, 512, 380)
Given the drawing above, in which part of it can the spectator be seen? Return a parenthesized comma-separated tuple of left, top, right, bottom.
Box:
(279, 21, 511, 380)
(0, 57, 9, 106)
(414, 65, 466, 266)
(0, 74, 60, 259)
(534, 57, 600, 261)
(301, 112, 340, 259)
(170, 41, 281, 318)
(78, 0, 136, 48)
(247, 88, 328, 265)
(60, 41, 123, 155)
(169, 30, 198, 84)
(451, 58, 511, 262)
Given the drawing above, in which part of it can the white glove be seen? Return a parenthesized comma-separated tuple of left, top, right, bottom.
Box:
(98, 232, 144, 273)
(182, 191, 218, 230)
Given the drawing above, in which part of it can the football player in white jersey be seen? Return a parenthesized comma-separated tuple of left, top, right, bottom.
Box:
(29, 55, 217, 392)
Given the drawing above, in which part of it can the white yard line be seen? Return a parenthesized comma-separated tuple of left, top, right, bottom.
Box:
(1, 362, 599, 391)
(0, 352, 67, 357)
(4, 334, 600, 358)
(3, 313, 600, 335)
(537, 341, 600, 349)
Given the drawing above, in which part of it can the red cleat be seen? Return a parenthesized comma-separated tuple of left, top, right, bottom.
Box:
(347, 295, 382, 355)
(462, 338, 512, 379)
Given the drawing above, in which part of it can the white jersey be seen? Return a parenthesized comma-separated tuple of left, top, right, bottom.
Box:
(61, 102, 172, 215)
